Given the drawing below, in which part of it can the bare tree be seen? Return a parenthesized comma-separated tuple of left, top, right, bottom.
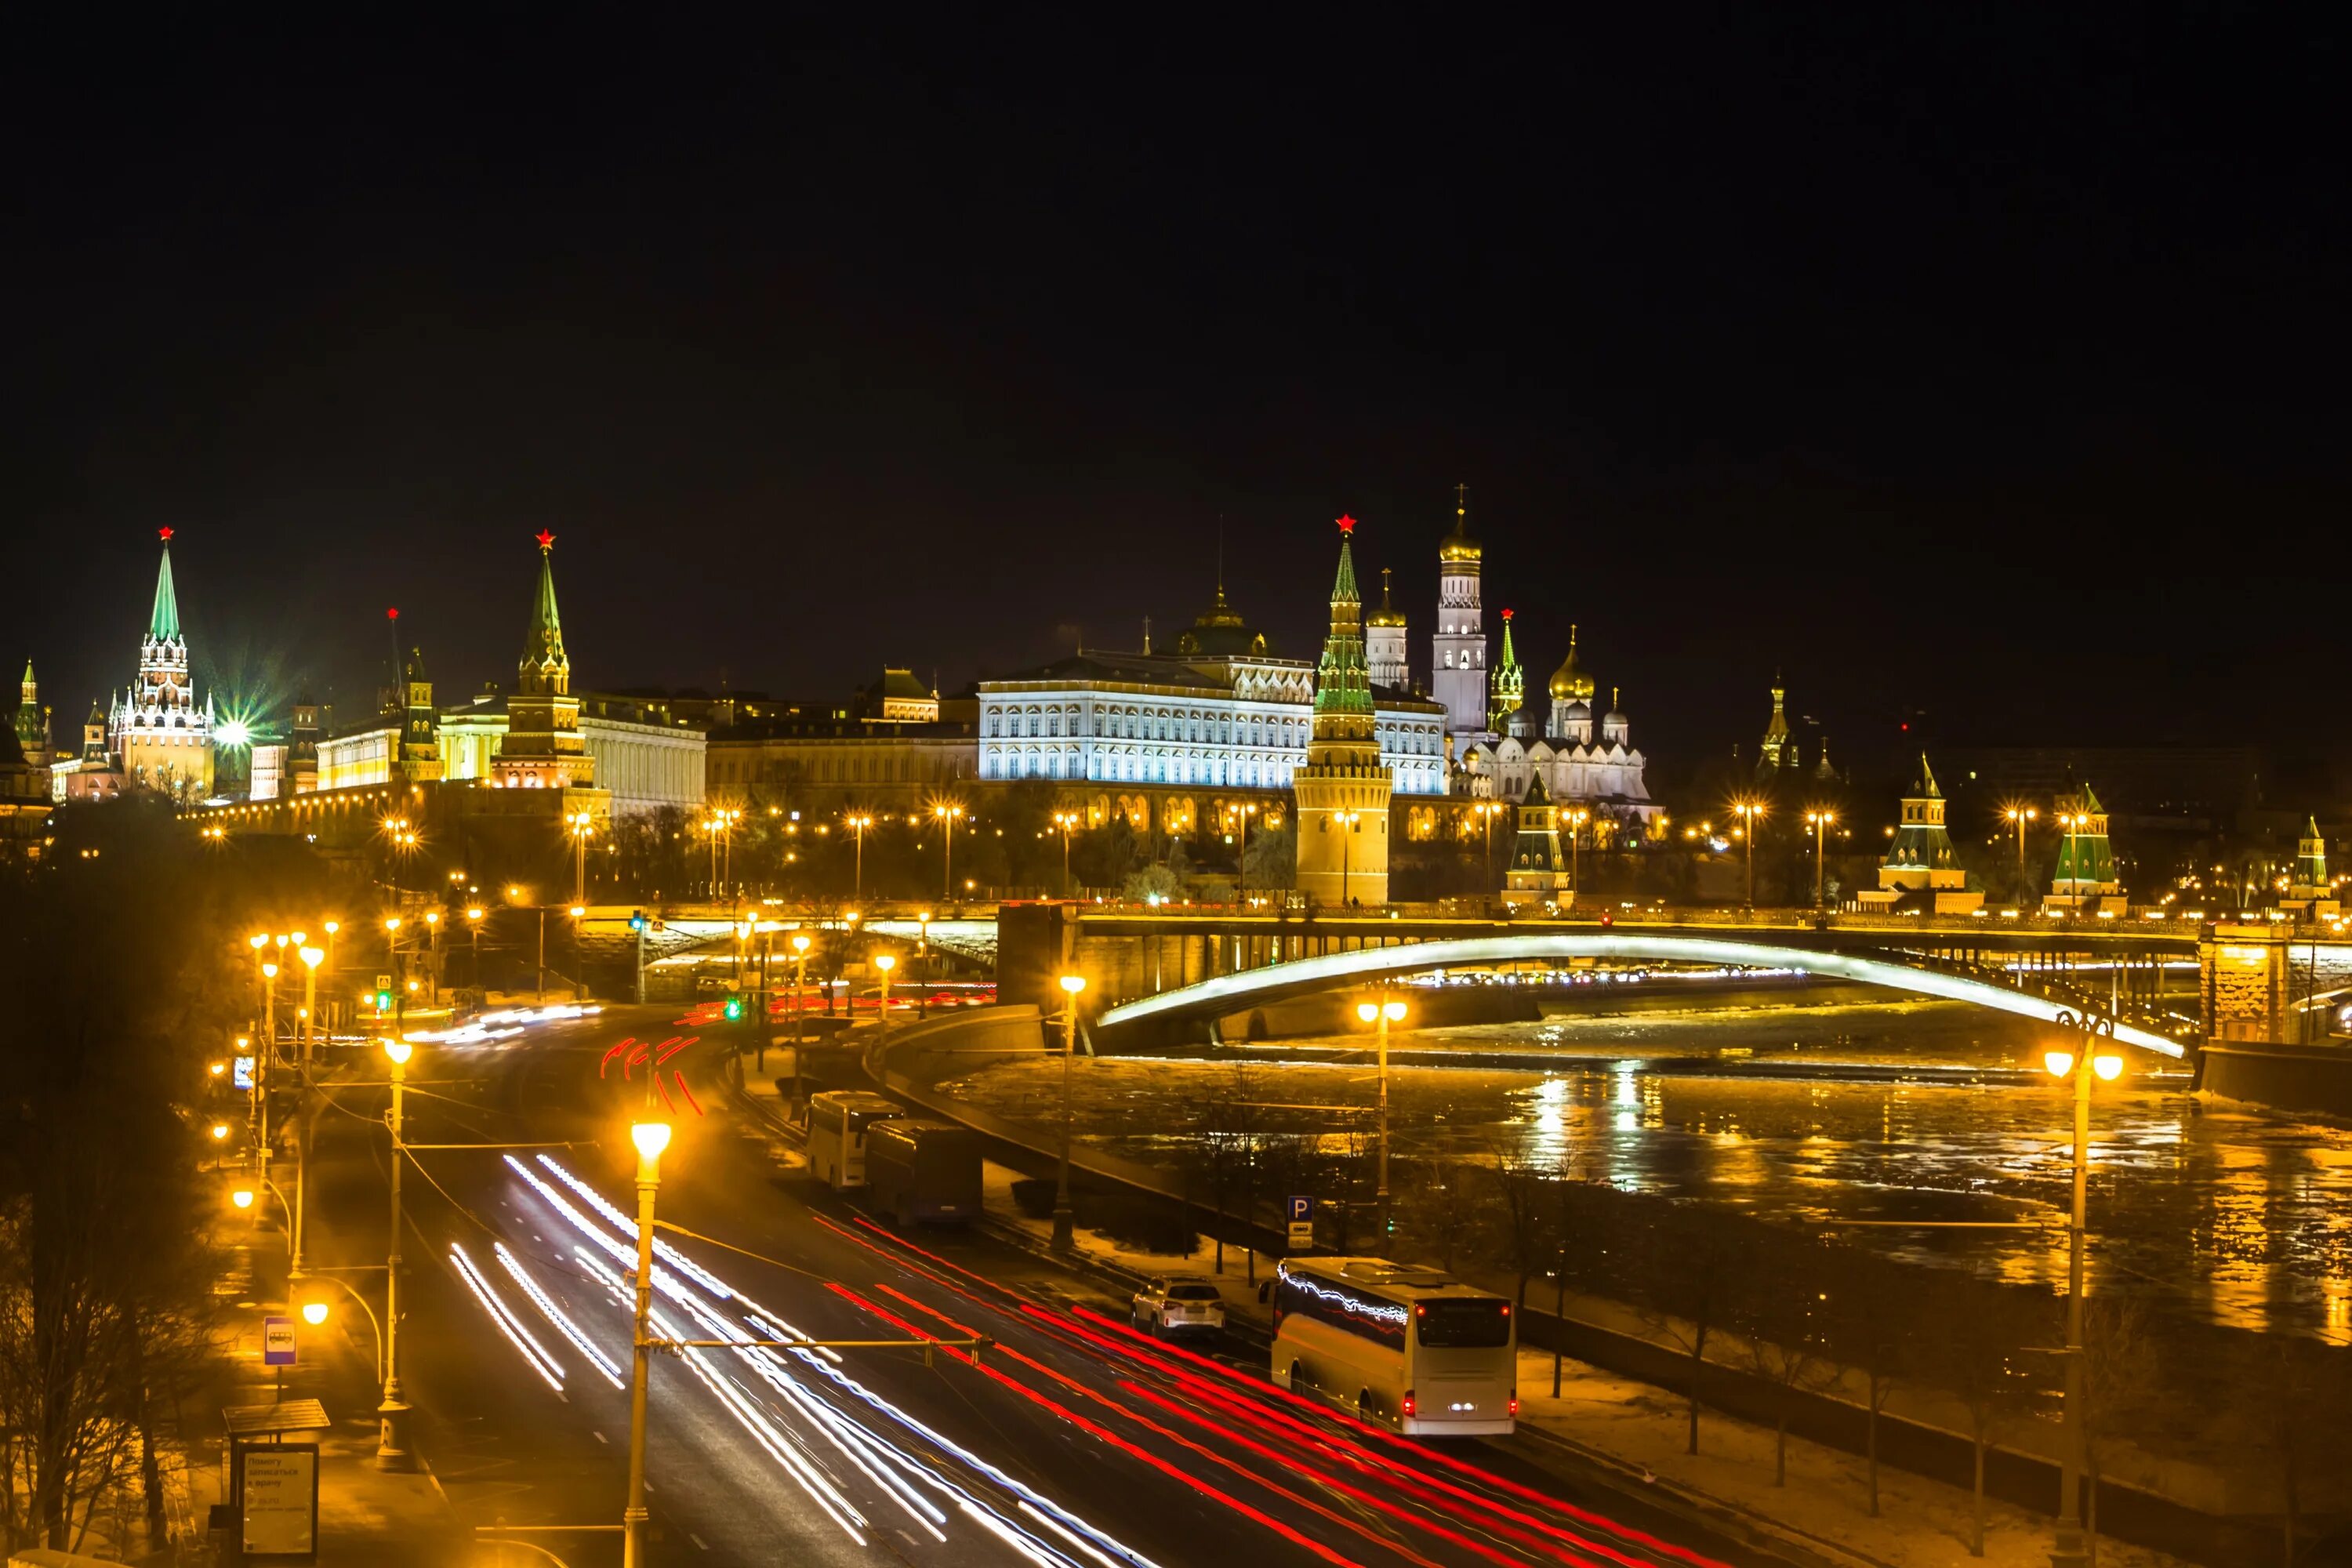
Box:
(1918, 1280, 2049, 1556)
(1188, 1064, 1265, 1274)
(1828, 1252, 1917, 1517)
(1631, 1206, 1753, 1456)
(1400, 1160, 1485, 1276)
(2077, 1294, 2156, 1568)
(1732, 1234, 1839, 1486)
(1479, 1137, 1551, 1311)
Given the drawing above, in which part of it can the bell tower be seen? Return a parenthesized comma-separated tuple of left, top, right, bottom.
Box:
(1294, 515, 1391, 907)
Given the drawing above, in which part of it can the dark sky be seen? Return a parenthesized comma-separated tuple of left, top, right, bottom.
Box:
(5, 11, 2343, 781)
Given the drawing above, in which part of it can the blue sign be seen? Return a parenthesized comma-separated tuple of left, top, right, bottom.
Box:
(1286, 1196, 1313, 1224)
(1285, 1195, 1315, 1249)
(262, 1316, 297, 1368)
(233, 1055, 256, 1090)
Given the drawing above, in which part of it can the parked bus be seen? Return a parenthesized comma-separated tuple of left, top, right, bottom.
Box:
(864, 1120, 983, 1228)
(804, 1091, 904, 1190)
(1270, 1257, 1516, 1435)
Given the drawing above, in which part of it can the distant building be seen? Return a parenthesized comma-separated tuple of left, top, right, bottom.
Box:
(2045, 782, 2125, 914)
(1487, 609, 1526, 734)
(495, 532, 592, 790)
(1459, 622, 1661, 838)
(1859, 754, 1982, 913)
(1432, 486, 1490, 743)
(2282, 816, 2339, 920)
(1365, 568, 1408, 689)
(705, 713, 975, 806)
(109, 531, 216, 803)
(862, 670, 939, 724)
(1501, 774, 1571, 909)
(1755, 673, 1801, 783)
(14, 662, 49, 769)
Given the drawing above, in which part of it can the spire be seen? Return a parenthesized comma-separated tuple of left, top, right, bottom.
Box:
(518, 531, 570, 692)
(1313, 516, 1374, 725)
(148, 531, 182, 642)
(20, 660, 33, 703)
(1918, 753, 1941, 798)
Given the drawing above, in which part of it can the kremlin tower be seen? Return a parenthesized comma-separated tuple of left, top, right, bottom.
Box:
(494, 532, 593, 789)
(1432, 485, 1488, 741)
(1488, 609, 1526, 734)
(110, 529, 215, 802)
(1295, 515, 1391, 907)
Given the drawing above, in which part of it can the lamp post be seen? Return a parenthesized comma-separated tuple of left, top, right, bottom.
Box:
(916, 912, 932, 1019)
(1336, 809, 1360, 907)
(789, 933, 811, 1107)
(463, 906, 485, 992)
(2043, 1040, 2123, 1568)
(379, 1036, 415, 1469)
(291, 944, 325, 1277)
(1732, 800, 1764, 907)
(258, 957, 280, 1207)
(1224, 802, 1258, 902)
(421, 910, 442, 1004)
(933, 804, 967, 902)
(297, 1286, 385, 1383)
(572, 906, 589, 1002)
(1356, 997, 1407, 1238)
(846, 813, 873, 902)
(567, 808, 596, 906)
(1805, 809, 1837, 908)
(622, 1120, 671, 1568)
(322, 919, 339, 981)
(1054, 810, 1081, 898)
(1566, 808, 1590, 905)
(1051, 974, 1085, 1251)
(2055, 811, 2087, 908)
(873, 951, 895, 1039)
(2005, 805, 2039, 898)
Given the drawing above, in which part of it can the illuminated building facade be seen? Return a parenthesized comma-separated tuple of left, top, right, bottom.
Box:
(2046, 782, 2125, 913)
(1365, 568, 1407, 689)
(1859, 754, 1983, 913)
(1458, 622, 1660, 836)
(1501, 773, 1571, 909)
(14, 662, 49, 769)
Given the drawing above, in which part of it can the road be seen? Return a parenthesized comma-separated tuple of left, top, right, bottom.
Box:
(295, 1003, 1760, 1568)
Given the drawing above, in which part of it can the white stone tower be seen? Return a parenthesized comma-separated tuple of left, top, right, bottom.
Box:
(1366, 567, 1408, 689)
(1431, 484, 1487, 739)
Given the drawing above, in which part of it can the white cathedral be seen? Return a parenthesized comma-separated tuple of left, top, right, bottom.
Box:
(1376, 488, 1660, 835)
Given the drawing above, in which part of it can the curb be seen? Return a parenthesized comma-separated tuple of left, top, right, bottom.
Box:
(1502, 1421, 1899, 1568)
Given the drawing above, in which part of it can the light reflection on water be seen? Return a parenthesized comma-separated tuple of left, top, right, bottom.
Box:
(940, 995, 2352, 1341)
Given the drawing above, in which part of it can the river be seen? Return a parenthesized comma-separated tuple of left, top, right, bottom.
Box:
(937, 985, 2352, 1342)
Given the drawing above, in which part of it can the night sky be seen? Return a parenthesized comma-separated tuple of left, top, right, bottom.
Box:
(5, 13, 2343, 782)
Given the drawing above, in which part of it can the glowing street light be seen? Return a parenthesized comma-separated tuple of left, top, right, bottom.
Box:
(932, 803, 967, 902)
(1051, 974, 1087, 1252)
(845, 812, 874, 901)
(378, 1035, 415, 1468)
(1356, 996, 1408, 1235)
(1730, 800, 1766, 907)
(1803, 808, 1838, 908)
(622, 1120, 672, 1567)
(2042, 1039, 2125, 1565)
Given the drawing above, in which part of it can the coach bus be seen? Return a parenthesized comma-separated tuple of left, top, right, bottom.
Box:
(864, 1120, 983, 1228)
(1270, 1257, 1516, 1435)
(804, 1091, 904, 1190)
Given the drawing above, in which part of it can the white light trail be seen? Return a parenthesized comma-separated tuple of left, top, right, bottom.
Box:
(535, 1152, 734, 1298)
(448, 1243, 566, 1390)
(494, 1241, 625, 1388)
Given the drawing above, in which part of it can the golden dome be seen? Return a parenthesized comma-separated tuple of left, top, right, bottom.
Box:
(1439, 488, 1480, 563)
(1548, 623, 1595, 702)
(1366, 567, 1406, 627)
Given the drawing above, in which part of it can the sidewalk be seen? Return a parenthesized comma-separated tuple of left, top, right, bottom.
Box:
(968, 1171, 2193, 1568)
(180, 1209, 465, 1564)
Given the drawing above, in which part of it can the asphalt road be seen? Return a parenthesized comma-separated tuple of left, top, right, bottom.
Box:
(294, 1004, 1767, 1568)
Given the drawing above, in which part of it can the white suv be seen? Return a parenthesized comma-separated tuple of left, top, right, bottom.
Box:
(1130, 1276, 1227, 1337)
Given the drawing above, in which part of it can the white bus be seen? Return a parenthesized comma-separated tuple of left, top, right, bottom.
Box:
(1271, 1257, 1517, 1436)
(805, 1091, 904, 1190)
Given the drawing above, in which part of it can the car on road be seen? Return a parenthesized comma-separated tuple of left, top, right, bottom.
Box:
(1130, 1276, 1227, 1336)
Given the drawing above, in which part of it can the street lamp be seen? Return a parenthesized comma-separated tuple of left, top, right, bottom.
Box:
(845, 813, 873, 902)
(1804, 809, 1837, 908)
(1053, 810, 1083, 897)
(916, 912, 932, 1019)
(465, 906, 485, 990)
(873, 952, 896, 1037)
(788, 932, 812, 1107)
(379, 1036, 415, 1470)
(1223, 802, 1259, 902)
(2044, 1041, 2124, 1568)
(1565, 808, 1591, 905)
(622, 1120, 672, 1568)
(566, 808, 597, 905)
(292, 944, 325, 1276)
(932, 803, 967, 902)
(296, 1280, 386, 1382)
(2004, 804, 2039, 896)
(1051, 974, 1086, 1252)
(1356, 996, 1407, 1237)
(1731, 800, 1766, 907)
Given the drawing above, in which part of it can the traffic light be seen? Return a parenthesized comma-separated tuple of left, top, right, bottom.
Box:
(374, 989, 394, 1011)
(628, 909, 647, 933)
(722, 995, 744, 1022)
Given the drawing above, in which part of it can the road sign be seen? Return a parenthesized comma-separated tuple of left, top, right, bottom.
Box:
(375, 973, 392, 992)
(233, 1055, 256, 1090)
(1285, 1195, 1314, 1250)
(262, 1316, 297, 1368)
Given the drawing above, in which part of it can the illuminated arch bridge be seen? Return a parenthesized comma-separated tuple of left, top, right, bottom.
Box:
(1091, 933, 2187, 1058)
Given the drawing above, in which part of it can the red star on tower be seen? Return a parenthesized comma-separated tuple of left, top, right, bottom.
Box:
(1502, 608, 1514, 620)
(387, 607, 400, 621)
(535, 529, 557, 552)
(158, 527, 174, 542)
(1334, 514, 1356, 534)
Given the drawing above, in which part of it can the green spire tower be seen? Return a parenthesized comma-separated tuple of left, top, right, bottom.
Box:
(1877, 754, 1969, 894)
(493, 531, 593, 789)
(2049, 782, 2122, 907)
(1488, 608, 1526, 731)
(1296, 514, 1391, 907)
(2293, 817, 2329, 898)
